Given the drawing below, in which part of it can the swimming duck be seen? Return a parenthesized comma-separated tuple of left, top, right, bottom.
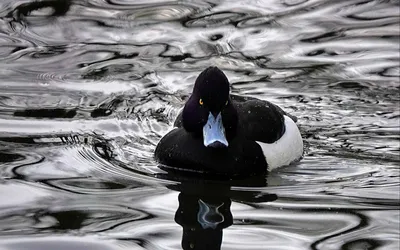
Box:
(155, 66, 303, 176)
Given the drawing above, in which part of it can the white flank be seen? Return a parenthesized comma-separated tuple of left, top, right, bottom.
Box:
(256, 115, 304, 170)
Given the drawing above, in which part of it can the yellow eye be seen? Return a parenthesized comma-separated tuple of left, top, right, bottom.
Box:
(199, 99, 204, 105)
(226, 100, 228, 106)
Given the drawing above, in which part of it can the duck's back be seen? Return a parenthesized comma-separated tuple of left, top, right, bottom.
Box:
(232, 96, 286, 144)
(231, 96, 303, 170)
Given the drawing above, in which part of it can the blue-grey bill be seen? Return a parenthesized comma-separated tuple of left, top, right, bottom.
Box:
(203, 112, 228, 147)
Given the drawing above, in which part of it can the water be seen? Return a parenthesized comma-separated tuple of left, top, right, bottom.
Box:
(0, 0, 399, 249)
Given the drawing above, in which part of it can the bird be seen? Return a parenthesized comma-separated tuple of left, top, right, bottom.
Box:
(154, 66, 303, 177)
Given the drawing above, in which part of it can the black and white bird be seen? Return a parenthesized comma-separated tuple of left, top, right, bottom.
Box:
(155, 66, 303, 176)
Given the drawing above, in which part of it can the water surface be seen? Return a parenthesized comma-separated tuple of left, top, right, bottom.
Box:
(0, 0, 399, 249)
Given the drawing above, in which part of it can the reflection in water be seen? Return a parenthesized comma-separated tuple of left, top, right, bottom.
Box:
(36, 210, 89, 230)
(168, 177, 278, 250)
(175, 186, 232, 250)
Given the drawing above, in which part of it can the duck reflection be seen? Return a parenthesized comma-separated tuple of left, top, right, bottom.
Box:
(174, 184, 232, 250)
(165, 175, 277, 250)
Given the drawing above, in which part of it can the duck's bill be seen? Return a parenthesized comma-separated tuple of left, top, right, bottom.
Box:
(203, 112, 229, 148)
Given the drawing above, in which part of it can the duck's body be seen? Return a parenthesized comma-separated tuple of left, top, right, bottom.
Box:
(155, 67, 303, 176)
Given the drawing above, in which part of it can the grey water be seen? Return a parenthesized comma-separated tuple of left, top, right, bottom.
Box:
(0, 0, 399, 249)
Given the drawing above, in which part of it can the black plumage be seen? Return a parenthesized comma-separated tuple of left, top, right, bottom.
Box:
(155, 67, 294, 176)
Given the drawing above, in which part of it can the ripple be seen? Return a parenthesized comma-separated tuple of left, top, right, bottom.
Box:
(315, 210, 398, 250)
(0, 202, 149, 235)
(184, 11, 250, 28)
(0, 149, 43, 180)
(236, 16, 276, 28)
(0, 181, 52, 208)
(0, 236, 125, 250)
(118, 5, 199, 22)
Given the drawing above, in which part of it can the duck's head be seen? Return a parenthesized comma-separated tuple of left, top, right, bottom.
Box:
(182, 67, 238, 148)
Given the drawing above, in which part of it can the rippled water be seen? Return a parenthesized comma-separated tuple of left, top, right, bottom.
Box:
(0, 0, 399, 249)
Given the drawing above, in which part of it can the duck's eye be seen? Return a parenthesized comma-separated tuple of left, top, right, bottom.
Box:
(199, 98, 204, 105)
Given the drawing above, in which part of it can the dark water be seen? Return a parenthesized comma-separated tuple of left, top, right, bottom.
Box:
(0, 0, 399, 249)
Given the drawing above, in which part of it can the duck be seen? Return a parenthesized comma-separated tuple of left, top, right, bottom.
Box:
(154, 66, 303, 177)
